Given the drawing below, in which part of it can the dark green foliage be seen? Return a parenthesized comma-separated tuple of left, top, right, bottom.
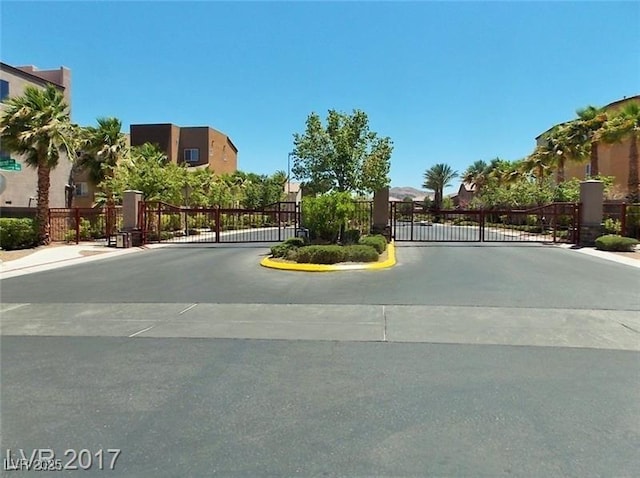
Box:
(270, 244, 289, 258)
(284, 237, 306, 247)
(344, 244, 379, 262)
(342, 229, 361, 245)
(295, 245, 347, 264)
(270, 238, 305, 258)
(595, 235, 639, 252)
(0, 218, 38, 250)
(359, 234, 387, 254)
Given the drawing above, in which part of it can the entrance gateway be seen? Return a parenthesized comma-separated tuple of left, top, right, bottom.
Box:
(137, 199, 580, 245)
(389, 201, 580, 244)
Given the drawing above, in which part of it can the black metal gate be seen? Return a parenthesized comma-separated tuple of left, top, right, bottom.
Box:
(140, 201, 300, 244)
(389, 202, 580, 244)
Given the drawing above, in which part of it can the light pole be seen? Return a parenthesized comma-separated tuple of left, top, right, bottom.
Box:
(287, 152, 294, 196)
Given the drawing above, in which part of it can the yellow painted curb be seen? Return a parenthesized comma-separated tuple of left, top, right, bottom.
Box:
(260, 241, 396, 272)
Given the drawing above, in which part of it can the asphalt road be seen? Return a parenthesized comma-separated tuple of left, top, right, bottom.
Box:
(1, 337, 638, 477)
(1, 243, 638, 310)
(1, 243, 639, 477)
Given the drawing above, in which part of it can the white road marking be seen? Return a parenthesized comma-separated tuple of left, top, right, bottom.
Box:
(178, 303, 198, 315)
(1, 303, 30, 313)
(128, 326, 155, 338)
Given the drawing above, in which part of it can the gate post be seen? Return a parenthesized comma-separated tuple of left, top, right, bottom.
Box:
(123, 190, 143, 246)
(579, 180, 604, 246)
(372, 188, 390, 240)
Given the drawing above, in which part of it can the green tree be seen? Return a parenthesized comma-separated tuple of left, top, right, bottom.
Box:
(103, 143, 186, 203)
(573, 105, 608, 177)
(0, 84, 76, 244)
(422, 163, 458, 211)
(600, 103, 640, 201)
(462, 160, 488, 190)
(521, 146, 554, 185)
(292, 109, 393, 194)
(541, 123, 588, 183)
(77, 117, 129, 206)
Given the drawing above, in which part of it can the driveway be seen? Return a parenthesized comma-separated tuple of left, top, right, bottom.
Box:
(1, 243, 639, 476)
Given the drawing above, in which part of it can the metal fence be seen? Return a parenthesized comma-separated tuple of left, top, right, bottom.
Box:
(390, 202, 580, 244)
(140, 201, 300, 244)
(49, 207, 123, 243)
(603, 202, 640, 239)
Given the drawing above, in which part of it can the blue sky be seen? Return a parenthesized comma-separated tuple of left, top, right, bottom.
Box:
(2, 1, 639, 193)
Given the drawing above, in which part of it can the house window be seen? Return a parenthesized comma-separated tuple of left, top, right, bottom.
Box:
(585, 164, 591, 178)
(184, 148, 200, 163)
(75, 182, 89, 197)
(0, 80, 9, 101)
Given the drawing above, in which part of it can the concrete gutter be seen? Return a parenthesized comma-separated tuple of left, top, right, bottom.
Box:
(260, 241, 397, 272)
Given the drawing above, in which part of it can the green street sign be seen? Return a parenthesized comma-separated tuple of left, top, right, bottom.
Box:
(0, 156, 22, 171)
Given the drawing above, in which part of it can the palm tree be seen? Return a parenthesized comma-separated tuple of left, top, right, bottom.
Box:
(77, 117, 129, 205)
(522, 146, 553, 185)
(0, 84, 76, 244)
(600, 103, 640, 201)
(541, 123, 587, 183)
(462, 160, 488, 190)
(574, 105, 607, 177)
(485, 157, 521, 187)
(422, 163, 458, 211)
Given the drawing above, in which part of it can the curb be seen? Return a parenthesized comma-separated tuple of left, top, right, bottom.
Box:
(260, 242, 397, 272)
(556, 243, 640, 269)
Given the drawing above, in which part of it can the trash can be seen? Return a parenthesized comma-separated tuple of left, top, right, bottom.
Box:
(116, 232, 131, 248)
(295, 227, 309, 239)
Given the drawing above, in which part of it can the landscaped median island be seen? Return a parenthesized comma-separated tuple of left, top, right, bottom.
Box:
(261, 234, 396, 271)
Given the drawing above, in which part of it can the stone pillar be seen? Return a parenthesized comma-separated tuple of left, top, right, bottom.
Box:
(372, 188, 390, 239)
(579, 180, 604, 246)
(123, 190, 143, 231)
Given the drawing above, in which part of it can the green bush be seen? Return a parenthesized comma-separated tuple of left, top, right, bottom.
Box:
(270, 243, 289, 258)
(296, 245, 346, 264)
(302, 192, 355, 242)
(595, 235, 639, 252)
(602, 218, 622, 235)
(284, 237, 306, 248)
(359, 234, 387, 254)
(0, 218, 38, 250)
(342, 229, 361, 245)
(344, 244, 379, 262)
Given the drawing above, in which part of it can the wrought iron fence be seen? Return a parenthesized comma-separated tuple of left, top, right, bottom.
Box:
(390, 202, 579, 243)
(604, 202, 640, 239)
(49, 207, 123, 243)
(140, 201, 300, 244)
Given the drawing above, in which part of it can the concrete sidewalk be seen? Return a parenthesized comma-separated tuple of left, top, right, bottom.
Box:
(0, 242, 149, 280)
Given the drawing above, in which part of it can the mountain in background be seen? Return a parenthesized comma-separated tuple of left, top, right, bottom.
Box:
(389, 186, 433, 202)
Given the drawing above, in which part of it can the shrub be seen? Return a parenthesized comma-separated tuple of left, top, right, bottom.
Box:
(296, 245, 346, 264)
(270, 243, 289, 258)
(0, 218, 38, 250)
(302, 192, 355, 242)
(344, 244, 379, 262)
(284, 237, 306, 248)
(359, 234, 387, 254)
(342, 228, 361, 245)
(285, 248, 299, 261)
(595, 235, 639, 252)
(602, 218, 622, 235)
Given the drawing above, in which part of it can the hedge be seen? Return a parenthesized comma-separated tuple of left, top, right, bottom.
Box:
(359, 234, 387, 254)
(0, 218, 38, 250)
(344, 244, 379, 262)
(295, 245, 346, 264)
(594, 235, 639, 252)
